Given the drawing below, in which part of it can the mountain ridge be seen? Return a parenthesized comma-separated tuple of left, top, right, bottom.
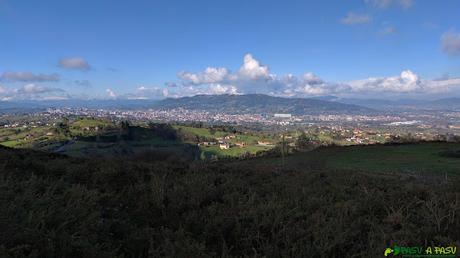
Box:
(155, 94, 374, 115)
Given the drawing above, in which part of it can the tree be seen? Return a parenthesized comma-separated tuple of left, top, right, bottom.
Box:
(57, 117, 70, 136)
(120, 121, 134, 140)
(209, 127, 216, 135)
(296, 132, 311, 150)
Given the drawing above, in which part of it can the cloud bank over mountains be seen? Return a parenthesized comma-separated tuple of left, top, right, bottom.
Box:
(1, 53, 459, 101)
(0, 83, 67, 101)
(165, 54, 460, 99)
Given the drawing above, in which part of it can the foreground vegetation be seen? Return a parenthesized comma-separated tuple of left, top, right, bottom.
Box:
(0, 118, 277, 160)
(1, 141, 459, 257)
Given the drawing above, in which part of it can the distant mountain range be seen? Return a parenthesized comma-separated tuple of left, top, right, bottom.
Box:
(0, 99, 160, 113)
(322, 97, 460, 111)
(1, 94, 459, 115)
(154, 94, 373, 115)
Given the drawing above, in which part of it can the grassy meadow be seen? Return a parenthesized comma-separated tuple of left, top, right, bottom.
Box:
(251, 142, 460, 176)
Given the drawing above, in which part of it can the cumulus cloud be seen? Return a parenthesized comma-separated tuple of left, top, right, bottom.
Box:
(171, 54, 349, 98)
(132, 86, 169, 99)
(178, 54, 273, 86)
(106, 88, 117, 99)
(175, 54, 278, 96)
(209, 84, 238, 95)
(340, 12, 371, 25)
(424, 77, 460, 94)
(348, 70, 421, 93)
(347, 70, 460, 96)
(179, 67, 229, 85)
(59, 57, 91, 70)
(167, 54, 460, 99)
(1, 71, 59, 82)
(278, 73, 351, 97)
(0, 83, 68, 100)
(167, 84, 239, 98)
(237, 54, 272, 80)
(17, 83, 65, 94)
(441, 30, 460, 56)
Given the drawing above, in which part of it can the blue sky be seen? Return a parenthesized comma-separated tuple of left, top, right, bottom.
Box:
(0, 0, 459, 100)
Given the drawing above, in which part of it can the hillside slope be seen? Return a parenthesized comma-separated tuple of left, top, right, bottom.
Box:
(155, 94, 374, 115)
(0, 145, 459, 257)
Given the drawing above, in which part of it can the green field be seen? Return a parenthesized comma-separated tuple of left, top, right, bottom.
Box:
(174, 125, 277, 158)
(4, 119, 459, 168)
(71, 118, 113, 128)
(261, 142, 460, 175)
(0, 126, 57, 148)
(0, 140, 22, 147)
(0, 122, 276, 160)
(174, 125, 226, 138)
(200, 145, 271, 159)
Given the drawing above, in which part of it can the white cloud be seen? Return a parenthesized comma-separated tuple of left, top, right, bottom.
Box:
(237, 54, 271, 80)
(18, 83, 64, 94)
(171, 54, 351, 98)
(347, 71, 460, 96)
(167, 84, 239, 98)
(106, 88, 117, 99)
(174, 54, 275, 97)
(179, 67, 229, 85)
(1, 71, 59, 82)
(167, 54, 460, 99)
(340, 12, 371, 25)
(302, 73, 324, 85)
(134, 86, 169, 99)
(20, 83, 47, 94)
(59, 57, 91, 70)
(441, 30, 460, 56)
(0, 83, 67, 100)
(348, 70, 421, 93)
(178, 54, 274, 86)
(39, 96, 70, 101)
(209, 84, 238, 95)
(289, 73, 351, 97)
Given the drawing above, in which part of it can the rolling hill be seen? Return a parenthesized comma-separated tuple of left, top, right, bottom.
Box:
(1, 142, 459, 257)
(335, 97, 460, 111)
(155, 94, 374, 115)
